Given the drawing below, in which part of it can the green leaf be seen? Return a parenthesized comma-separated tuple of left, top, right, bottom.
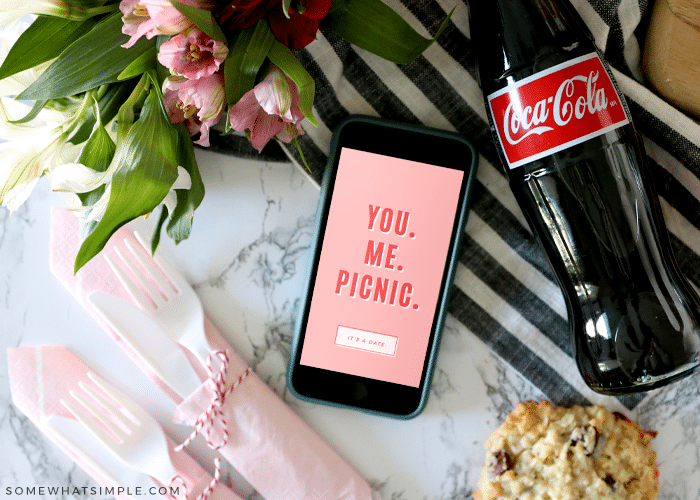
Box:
(76, 184, 107, 217)
(76, 117, 116, 208)
(166, 124, 205, 243)
(69, 80, 139, 145)
(115, 73, 151, 144)
(18, 12, 156, 100)
(225, 21, 276, 105)
(64, 0, 112, 7)
(52, 0, 120, 12)
(118, 46, 158, 81)
(267, 40, 317, 126)
(8, 100, 48, 124)
(151, 206, 170, 254)
(169, 0, 227, 42)
(142, 70, 204, 245)
(322, 0, 454, 65)
(0, 16, 97, 81)
(327, 0, 350, 14)
(78, 116, 116, 173)
(74, 85, 180, 272)
(144, 69, 171, 126)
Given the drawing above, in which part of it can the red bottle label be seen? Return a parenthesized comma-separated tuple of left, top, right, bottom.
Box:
(487, 53, 629, 169)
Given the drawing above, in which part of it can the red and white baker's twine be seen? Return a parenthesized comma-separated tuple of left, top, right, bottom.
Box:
(167, 459, 220, 500)
(166, 475, 188, 500)
(174, 350, 252, 500)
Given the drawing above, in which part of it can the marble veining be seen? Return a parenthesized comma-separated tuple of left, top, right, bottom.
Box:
(1, 149, 700, 499)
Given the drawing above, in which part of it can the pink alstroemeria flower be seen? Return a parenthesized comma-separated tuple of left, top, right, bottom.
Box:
(162, 72, 226, 147)
(157, 29, 228, 80)
(228, 65, 305, 151)
(120, 0, 217, 48)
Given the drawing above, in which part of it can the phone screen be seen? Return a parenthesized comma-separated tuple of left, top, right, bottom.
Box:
(299, 147, 465, 388)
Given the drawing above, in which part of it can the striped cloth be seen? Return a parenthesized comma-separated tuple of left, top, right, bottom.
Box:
(214, 0, 700, 410)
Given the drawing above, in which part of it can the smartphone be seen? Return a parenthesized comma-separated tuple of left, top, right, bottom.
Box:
(288, 115, 477, 419)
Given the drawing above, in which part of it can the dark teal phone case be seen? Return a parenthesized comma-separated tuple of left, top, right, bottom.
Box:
(287, 115, 478, 419)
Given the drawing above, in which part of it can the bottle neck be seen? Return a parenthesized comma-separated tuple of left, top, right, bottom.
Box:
(500, 0, 559, 64)
(469, 0, 593, 90)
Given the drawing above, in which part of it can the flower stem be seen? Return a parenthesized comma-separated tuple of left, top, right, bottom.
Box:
(60, 90, 96, 141)
(62, 4, 120, 21)
(292, 137, 311, 173)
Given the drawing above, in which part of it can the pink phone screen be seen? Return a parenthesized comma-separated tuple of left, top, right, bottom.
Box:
(300, 147, 464, 387)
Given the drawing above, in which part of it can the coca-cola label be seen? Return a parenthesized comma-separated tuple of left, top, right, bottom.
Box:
(487, 53, 629, 169)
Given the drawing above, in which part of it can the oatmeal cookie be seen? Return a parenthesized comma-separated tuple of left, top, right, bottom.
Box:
(474, 400, 658, 500)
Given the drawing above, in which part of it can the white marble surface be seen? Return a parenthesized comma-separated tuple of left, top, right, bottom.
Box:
(2, 147, 700, 499)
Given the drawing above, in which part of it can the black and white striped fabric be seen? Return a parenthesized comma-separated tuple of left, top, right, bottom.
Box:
(221, 0, 700, 410)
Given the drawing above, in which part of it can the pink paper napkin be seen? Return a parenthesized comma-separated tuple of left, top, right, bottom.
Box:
(49, 207, 372, 500)
(7, 345, 243, 500)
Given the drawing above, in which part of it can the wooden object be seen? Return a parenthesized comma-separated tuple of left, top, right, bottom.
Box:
(643, 0, 700, 118)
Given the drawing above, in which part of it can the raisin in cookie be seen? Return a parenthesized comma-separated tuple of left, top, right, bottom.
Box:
(474, 400, 658, 500)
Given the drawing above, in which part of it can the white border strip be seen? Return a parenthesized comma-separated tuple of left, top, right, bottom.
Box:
(505, 119, 630, 169)
(486, 53, 598, 100)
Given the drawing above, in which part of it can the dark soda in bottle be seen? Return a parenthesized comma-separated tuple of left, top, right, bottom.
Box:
(468, 0, 700, 394)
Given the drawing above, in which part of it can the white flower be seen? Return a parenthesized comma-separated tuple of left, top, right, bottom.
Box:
(51, 163, 192, 223)
(0, 98, 82, 212)
(50, 161, 112, 221)
(162, 166, 192, 215)
(0, 2, 115, 29)
(0, 18, 80, 212)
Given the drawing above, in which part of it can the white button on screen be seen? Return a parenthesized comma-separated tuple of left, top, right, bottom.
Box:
(335, 326, 398, 356)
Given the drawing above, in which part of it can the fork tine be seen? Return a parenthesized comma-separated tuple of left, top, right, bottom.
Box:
(105, 253, 154, 311)
(115, 246, 167, 309)
(71, 384, 129, 437)
(80, 380, 138, 430)
(134, 231, 189, 291)
(43, 415, 125, 489)
(87, 372, 148, 423)
(124, 239, 175, 298)
(62, 374, 179, 486)
(61, 397, 121, 447)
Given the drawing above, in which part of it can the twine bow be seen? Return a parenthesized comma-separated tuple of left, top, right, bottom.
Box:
(176, 350, 252, 451)
(175, 350, 252, 499)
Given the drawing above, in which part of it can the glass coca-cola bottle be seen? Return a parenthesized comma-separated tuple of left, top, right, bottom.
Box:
(468, 0, 700, 394)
